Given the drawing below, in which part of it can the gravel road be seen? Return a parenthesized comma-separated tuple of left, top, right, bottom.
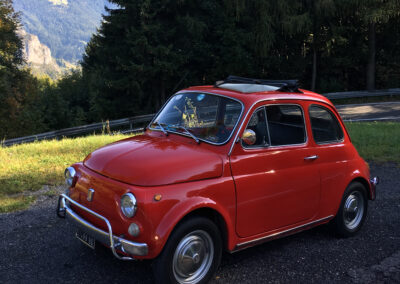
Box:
(1, 163, 399, 283)
(336, 102, 400, 122)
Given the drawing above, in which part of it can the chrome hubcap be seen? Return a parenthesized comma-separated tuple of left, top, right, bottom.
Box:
(173, 230, 214, 284)
(343, 191, 364, 230)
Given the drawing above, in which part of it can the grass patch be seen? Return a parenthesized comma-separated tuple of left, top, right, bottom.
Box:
(345, 122, 400, 163)
(0, 196, 36, 213)
(0, 134, 129, 212)
(43, 189, 58, 197)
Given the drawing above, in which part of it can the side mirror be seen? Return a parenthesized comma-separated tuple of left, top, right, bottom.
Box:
(241, 129, 256, 146)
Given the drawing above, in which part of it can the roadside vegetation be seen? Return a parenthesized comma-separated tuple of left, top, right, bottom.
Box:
(0, 134, 127, 212)
(0, 122, 399, 213)
(346, 122, 400, 162)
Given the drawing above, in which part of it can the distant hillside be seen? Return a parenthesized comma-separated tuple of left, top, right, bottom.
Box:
(13, 0, 113, 64)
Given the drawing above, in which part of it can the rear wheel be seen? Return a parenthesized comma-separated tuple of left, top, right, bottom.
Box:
(332, 182, 368, 237)
(153, 216, 222, 284)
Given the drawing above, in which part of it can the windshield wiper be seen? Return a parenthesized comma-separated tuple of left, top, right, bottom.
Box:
(170, 125, 200, 144)
(153, 121, 168, 136)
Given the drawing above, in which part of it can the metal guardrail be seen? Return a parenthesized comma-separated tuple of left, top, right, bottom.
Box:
(2, 113, 155, 147)
(323, 88, 400, 100)
(2, 88, 400, 147)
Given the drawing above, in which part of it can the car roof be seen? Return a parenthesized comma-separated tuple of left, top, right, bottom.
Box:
(179, 85, 333, 107)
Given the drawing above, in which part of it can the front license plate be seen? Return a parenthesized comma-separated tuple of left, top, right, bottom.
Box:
(75, 230, 96, 249)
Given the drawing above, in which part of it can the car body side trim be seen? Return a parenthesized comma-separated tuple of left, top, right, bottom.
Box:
(233, 215, 334, 251)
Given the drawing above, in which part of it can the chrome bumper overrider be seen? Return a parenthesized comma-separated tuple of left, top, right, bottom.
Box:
(57, 194, 148, 260)
(370, 176, 379, 200)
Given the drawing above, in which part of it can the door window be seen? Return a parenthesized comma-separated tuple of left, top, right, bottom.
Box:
(242, 104, 306, 148)
(266, 105, 306, 146)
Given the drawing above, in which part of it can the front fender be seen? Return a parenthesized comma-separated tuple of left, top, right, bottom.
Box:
(152, 196, 236, 258)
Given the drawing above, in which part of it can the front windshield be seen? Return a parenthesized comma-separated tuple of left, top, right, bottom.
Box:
(150, 92, 243, 144)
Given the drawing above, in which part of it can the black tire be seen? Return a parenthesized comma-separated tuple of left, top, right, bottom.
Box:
(153, 216, 222, 284)
(331, 181, 368, 237)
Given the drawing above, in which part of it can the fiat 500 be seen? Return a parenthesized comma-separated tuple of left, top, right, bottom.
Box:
(57, 76, 378, 283)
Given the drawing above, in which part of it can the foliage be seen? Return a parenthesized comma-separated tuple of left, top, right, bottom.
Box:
(79, 0, 400, 120)
(0, 0, 46, 139)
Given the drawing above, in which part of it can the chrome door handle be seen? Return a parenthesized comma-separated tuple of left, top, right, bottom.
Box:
(304, 155, 319, 161)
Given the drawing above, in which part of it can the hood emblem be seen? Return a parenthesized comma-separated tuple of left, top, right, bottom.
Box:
(87, 188, 95, 201)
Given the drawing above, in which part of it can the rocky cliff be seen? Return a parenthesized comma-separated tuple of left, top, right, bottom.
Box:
(17, 29, 76, 79)
(18, 29, 55, 65)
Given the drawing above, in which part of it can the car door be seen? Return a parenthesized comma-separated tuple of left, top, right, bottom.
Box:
(230, 102, 321, 238)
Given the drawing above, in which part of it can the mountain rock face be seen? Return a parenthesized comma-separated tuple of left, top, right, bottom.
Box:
(13, 0, 113, 63)
(18, 29, 54, 65)
(17, 29, 65, 78)
(12, 0, 113, 78)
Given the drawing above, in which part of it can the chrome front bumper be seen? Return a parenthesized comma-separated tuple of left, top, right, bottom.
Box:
(57, 194, 148, 260)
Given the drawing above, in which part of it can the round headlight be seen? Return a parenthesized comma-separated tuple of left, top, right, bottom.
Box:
(64, 167, 76, 187)
(121, 193, 137, 218)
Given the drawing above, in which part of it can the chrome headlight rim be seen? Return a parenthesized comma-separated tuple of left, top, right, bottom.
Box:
(64, 166, 76, 187)
(121, 193, 137, 218)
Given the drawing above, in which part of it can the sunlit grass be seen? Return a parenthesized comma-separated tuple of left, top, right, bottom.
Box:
(345, 122, 400, 163)
(0, 134, 129, 212)
(0, 195, 36, 213)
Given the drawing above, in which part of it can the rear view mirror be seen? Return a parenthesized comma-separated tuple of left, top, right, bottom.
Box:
(242, 129, 256, 146)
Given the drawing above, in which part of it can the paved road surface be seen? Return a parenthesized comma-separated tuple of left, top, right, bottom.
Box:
(0, 163, 399, 283)
(336, 102, 400, 122)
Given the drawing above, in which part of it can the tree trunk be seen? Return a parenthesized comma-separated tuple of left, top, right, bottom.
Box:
(366, 21, 376, 91)
(311, 48, 317, 91)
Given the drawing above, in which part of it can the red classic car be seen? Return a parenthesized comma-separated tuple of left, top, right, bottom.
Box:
(57, 76, 378, 284)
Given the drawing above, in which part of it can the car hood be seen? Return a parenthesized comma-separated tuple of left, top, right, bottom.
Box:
(83, 135, 223, 186)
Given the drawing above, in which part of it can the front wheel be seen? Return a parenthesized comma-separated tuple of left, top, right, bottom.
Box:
(153, 216, 222, 284)
(332, 181, 368, 237)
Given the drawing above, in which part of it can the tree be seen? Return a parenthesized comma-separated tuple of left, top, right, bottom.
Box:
(342, 0, 400, 90)
(0, 0, 44, 139)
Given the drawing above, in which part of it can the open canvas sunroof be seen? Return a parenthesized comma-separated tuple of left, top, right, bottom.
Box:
(217, 83, 280, 93)
(215, 76, 301, 93)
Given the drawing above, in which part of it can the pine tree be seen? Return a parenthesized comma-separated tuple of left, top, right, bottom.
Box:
(0, 0, 44, 139)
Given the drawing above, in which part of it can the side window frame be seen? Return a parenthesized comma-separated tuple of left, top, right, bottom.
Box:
(241, 103, 308, 150)
(308, 104, 345, 145)
(241, 106, 270, 149)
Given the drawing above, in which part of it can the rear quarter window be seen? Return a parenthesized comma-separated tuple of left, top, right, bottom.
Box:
(309, 105, 344, 144)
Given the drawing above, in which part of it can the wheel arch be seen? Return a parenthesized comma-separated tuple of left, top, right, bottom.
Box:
(349, 177, 372, 200)
(153, 198, 235, 258)
(176, 207, 229, 251)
